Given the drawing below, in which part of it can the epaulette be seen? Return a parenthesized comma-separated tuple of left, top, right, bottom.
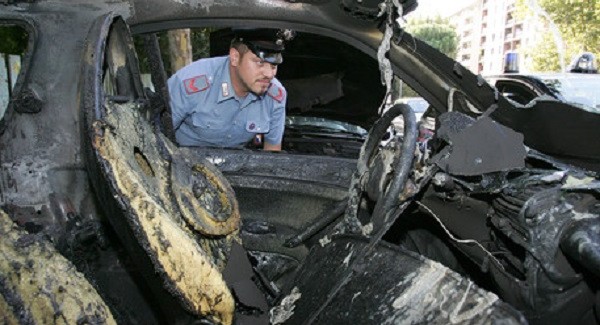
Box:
(267, 84, 285, 103)
(183, 75, 210, 95)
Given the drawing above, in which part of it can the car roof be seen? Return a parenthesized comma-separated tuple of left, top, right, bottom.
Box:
(487, 72, 600, 81)
(125, 0, 417, 32)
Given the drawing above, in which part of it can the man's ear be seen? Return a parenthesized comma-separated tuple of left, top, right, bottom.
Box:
(229, 48, 240, 67)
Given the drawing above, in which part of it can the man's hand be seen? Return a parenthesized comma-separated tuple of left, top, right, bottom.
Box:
(263, 142, 281, 151)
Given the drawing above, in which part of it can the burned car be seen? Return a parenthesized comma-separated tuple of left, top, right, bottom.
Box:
(1, 0, 599, 324)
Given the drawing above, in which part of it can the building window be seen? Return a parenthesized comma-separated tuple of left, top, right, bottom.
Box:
(515, 24, 523, 37)
(505, 27, 512, 40)
(514, 40, 521, 49)
(506, 12, 514, 24)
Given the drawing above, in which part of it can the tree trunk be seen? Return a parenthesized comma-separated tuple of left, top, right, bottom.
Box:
(168, 29, 192, 73)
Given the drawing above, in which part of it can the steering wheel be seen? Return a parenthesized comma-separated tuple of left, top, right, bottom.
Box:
(344, 103, 418, 234)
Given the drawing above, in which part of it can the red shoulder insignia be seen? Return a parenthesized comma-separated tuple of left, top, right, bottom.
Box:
(183, 75, 209, 95)
(267, 85, 285, 103)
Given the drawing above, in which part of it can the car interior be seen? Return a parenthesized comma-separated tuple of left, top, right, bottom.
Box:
(129, 20, 600, 325)
(94, 20, 524, 324)
(146, 26, 392, 295)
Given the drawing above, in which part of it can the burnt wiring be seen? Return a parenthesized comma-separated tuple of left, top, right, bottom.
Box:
(377, 0, 404, 115)
(415, 201, 506, 271)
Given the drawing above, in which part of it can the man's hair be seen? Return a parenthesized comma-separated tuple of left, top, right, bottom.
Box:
(230, 38, 249, 56)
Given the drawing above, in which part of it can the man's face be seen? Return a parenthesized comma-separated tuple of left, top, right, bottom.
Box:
(230, 47, 278, 96)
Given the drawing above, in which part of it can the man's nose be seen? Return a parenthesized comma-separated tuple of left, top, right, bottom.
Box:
(262, 64, 277, 78)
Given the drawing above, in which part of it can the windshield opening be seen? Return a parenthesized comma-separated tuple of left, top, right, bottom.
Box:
(542, 76, 600, 110)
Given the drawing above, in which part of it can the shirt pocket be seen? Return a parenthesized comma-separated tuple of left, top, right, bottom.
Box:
(190, 111, 227, 130)
(245, 120, 270, 133)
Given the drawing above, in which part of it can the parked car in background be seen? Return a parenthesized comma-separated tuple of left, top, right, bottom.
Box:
(1, 1, 600, 324)
(486, 52, 600, 111)
(486, 72, 600, 110)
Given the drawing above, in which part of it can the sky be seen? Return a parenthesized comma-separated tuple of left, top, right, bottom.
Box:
(410, 0, 475, 18)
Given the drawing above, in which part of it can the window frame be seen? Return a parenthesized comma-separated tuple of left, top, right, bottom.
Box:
(0, 19, 36, 127)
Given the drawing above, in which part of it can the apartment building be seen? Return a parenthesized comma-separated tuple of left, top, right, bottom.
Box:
(449, 0, 534, 75)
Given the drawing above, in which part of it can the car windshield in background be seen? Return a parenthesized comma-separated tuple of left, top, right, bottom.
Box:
(540, 74, 600, 110)
(487, 72, 600, 112)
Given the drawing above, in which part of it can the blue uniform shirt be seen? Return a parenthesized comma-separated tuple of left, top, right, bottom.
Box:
(168, 56, 287, 148)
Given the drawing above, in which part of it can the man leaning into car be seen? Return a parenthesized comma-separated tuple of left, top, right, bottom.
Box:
(168, 28, 294, 151)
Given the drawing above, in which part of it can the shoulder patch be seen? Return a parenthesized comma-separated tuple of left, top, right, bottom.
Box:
(267, 84, 285, 103)
(183, 75, 210, 95)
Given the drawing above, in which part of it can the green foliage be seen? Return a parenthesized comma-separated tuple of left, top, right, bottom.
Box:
(399, 16, 458, 97)
(400, 82, 419, 98)
(516, 0, 600, 72)
(0, 25, 28, 54)
(191, 28, 213, 61)
(538, 0, 600, 52)
(405, 16, 459, 59)
(523, 33, 562, 71)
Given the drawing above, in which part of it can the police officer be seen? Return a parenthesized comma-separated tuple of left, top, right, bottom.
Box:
(168, 28, 294, 151)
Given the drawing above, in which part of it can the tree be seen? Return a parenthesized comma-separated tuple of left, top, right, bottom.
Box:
(167, 29, 192, 74)
(404, 16, 459, 59)
(526, 33, 563, 72)
(400, 16, 459, 97)
(134, 28, 213, 76)
(516, 0, 600, 72)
